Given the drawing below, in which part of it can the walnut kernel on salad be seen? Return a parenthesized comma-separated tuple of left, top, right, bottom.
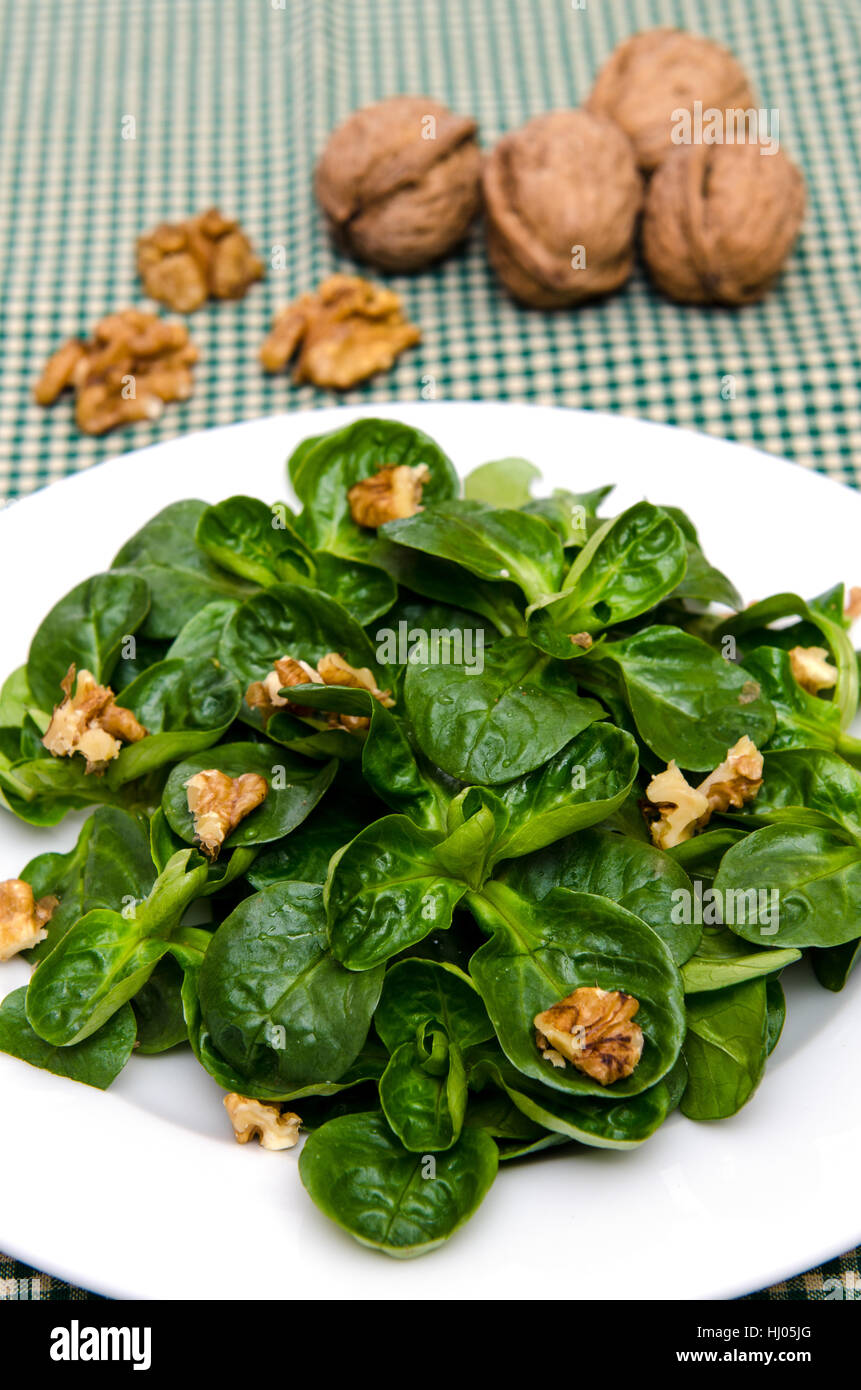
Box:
(1, 416, 860, 1258)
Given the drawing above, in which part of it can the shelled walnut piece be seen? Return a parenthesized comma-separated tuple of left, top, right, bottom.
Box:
(645, 736, 763, 850)
(137, 208, 264, 312)
(185, 770, 268, 860)
(245, 651, 394, 733)
(534, 986, 644, 1085)
(0, 880, 58, 961)
(845, 588, 861, 622)
(260, 274, 420, 389)
(224, 1094, 301, 1151)
(33, 309, 198, 435)
(348, 462, 430, 527)
(42, 665, 147, 773)
(245, 657, 324, 722)
(789, 646, 838, 695)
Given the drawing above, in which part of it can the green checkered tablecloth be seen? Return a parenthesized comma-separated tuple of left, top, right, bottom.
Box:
(0, 0, 859, 1301)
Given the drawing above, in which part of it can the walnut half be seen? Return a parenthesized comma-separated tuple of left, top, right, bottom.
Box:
(347, 462, 430, 528)
(0, 880, 58, 961)
(223, 1094, 301, 1151)
(245, 651, 394, 734)
(185, 769, 268, 859)
(789, 645, 838, 695)
(137, 208, 264, 312)
(534, 986, 644, 1085)
(245, 657, 323, 723)
(42, 666, 147, 773)
(34, 309, 198, 435)
(645, 736, 763, 849)
(260, 274, 420, 389)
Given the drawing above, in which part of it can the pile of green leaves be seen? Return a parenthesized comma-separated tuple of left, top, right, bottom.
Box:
(1, 417, 859, 1259)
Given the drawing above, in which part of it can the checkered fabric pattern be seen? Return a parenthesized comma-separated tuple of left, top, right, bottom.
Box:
(0, 0, 858, 1299)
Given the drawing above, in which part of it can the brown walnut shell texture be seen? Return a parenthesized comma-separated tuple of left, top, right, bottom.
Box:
(315, 96, 482, 272)
(587, 28, 756, 173)
(482, 110, 643, 308)
(642, 141, 806, 305)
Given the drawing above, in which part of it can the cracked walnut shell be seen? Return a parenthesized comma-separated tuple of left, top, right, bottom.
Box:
(534, 986, 644, 1085)
(0, 880, 58, 961)
(482, 110, 643, 308)
(185, 769, 268, 859)
(642, 141, 806, 305)
(315, 96, 481, 272)
(260, 274, 420, 389)
(33, 309, 198, 435)
(587, 28, 756, 173)
(137, 208, 264, 312)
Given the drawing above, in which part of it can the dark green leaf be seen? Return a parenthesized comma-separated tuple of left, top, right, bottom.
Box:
(162, 742, 336, 848)
(527, 504, 688, 656)
(714, 823, 861, 948)
(298, 1112, 498, 1257)
(326, 816, 467, 970)
(27, 572, 150, 710)
(490, 724, 639, 862)
(468, 884, 686, 1098)
(681, 978, 769, 1120)
(26, 850, 209, 1044)
(582, 626, 776, 771)
(198, 881, 383, 1090)
(21, 806, 156, 962)
(499, 826, 701, 964)
(375, 959, 493, 1052)
(112, 500, 255, 639)
(404, 636, 604, 785)
(106, 657, 242, 786)
(384, 501, 564, 604)
(0, 988, 136, 1089)
(288, 418, 459, 561)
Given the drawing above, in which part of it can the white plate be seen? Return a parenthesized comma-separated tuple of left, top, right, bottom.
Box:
(1, 401, 860, 1302)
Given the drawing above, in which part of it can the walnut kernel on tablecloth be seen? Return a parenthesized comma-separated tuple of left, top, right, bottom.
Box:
(0, 880, 58, 961)
(137, 208, 264, 312)
(534, 986, 644, 1085)
(33, 309, 198, 435)
(260, 274, 420, 389)
(315, 95, 482, 272)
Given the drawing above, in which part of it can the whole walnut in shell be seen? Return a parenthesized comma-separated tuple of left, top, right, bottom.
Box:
(315, 96, 481, 272)
(482, 110, 643, 308)
(642, 141, 806, 305)
(587, 28, 755, 172)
